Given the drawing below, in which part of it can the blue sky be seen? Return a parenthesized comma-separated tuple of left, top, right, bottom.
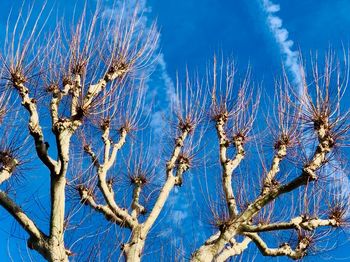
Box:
(0, 0, 349, 261)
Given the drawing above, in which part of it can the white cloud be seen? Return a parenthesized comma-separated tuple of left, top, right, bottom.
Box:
(101, 0, 177, 138)
(265, 2, 280, 13)
(150, 111, 164, 137)
(148, 53, 178, 139)
(262, 0, 303, 94)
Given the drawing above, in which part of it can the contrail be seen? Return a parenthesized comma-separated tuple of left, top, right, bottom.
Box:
(261, 0, 303, 94)
(101, 0, 177, 138)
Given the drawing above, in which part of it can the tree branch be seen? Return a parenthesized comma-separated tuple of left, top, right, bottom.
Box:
(142, 129, 189, 234)
(262, 143, 287, 194)
(216, 237, 251, 262)
(192, 114, 337, 261)
(82, 68, 124, 112)
(70, 74, 82, 117)
(14, 82, 57, 172)
(83, 144, 100, 168)
(245, 232, 310, 260)
(96, 127, 136, 228)
(82, 123, 136, 228)
(105, 128, 127, 169)
(216, 116, 244, 217)
(49, 83, 71, 126)
(78, 186, 125, 225)
(131, 184, 146, 218)
(0, 191, 46, 242)
(241, 216, 339, 232)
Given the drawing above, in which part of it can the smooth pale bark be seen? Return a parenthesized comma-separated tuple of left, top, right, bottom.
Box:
(14, 82, 56, 171)
(1, 80, 80, 261)
(49, 174, 68, 261)
(262, 144, 287, 194)
(131, 184, 145, 218)
(241, 216, 339, 232)
(191, 118, 336, 261)
(81, 127, 190, 261)
(123, 226, 145, 262)
(245, 232, 310, 259)
(216, 116, 244, 217)
(0, 191, 43, 239)
(0, 169, 12, 184)
(0, 15, 152, 260)
(123, 130, 189, 261)
(0, 163, 69, 261)
(216, 238, 251, 262)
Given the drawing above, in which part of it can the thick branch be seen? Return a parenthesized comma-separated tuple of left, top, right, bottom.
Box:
(0, 191, 45, 240)
(216, 116, 244, 217)
(105, 128, 127, 169)
(50, 83, 71, 125)
(131, 184, 146, 218)
(0, 188, 71, 261)
(241, 216, 339, 232)
(14, 83, 56, 172)
(0, 158, 18, 184)
(49, 173, 67, 247)
(142, 129, 189, 235)
(245, 232, 309, 260)
(262, 143, 287, 194)
(216, 237, 251, 262)
(96, 128, 136, 228)
(83, 124, 135, 228)
(78, 186, 125, 225)
(240, 123, 335, 222)
(97, 166, 136, 228)
(71, 74, 82, 116)
(82, 67, 123, 111)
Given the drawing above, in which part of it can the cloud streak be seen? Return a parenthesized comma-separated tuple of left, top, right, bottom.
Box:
(261, 0, 303, 93)
(149, 54, 178, 137)
(102, 1, 177, 139)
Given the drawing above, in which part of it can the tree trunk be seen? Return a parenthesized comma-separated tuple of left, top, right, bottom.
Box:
(49, 174, 68, 262)
(46, 246, 69, 262)
(123, 226, 145, 262)
(191, 243, 223, 262)
(28, 236, 68, 262)
(123, 238, 145, 262)
(191, 229, 238, 262)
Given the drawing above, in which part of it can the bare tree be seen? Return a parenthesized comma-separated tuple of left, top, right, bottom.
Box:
(0, 2, 161, 261)
(191, 55, 350, 261)
(0, 2, 349, 262)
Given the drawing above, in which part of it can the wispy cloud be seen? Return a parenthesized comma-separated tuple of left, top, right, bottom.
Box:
(149, 54, 178, 137)
(102, 0, 177, 138)
(261, 0, 303, 93)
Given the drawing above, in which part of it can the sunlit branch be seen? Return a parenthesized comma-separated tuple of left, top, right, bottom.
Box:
(245, 232, 310, 260)
(216, 237, 251, 262)
(262, 143, 287, 194)
(0, 191, 45, 241)
(241, 216, 339, 232)
(142, 129, 189, 234)
(216, 115, 244, 217)
(131, 183, 146, 218)
(13, 82, 57, 172)
(78, 186, 124, 225)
